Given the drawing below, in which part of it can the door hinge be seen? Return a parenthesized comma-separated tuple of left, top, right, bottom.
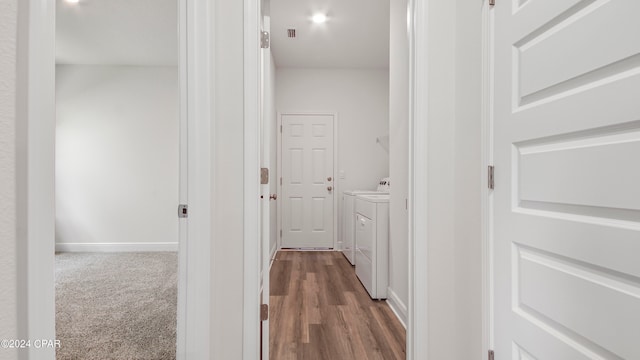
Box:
(488, 350, 494, 360)
(489, 0, 495, 6)
(280, 125, 282, 133)
(488, 165, 495, 190)
(280, 229, 282, 238)
(178, 204, 188, 218)
(261, 167, 269, 184)
(280, 177, 282, 186)
(260, 304, 269, 321)
(260, 31, 270, 49)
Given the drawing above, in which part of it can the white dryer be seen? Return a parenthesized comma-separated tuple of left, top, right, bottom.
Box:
(342, 189, 388, 265)
(354, 194, 389, 299)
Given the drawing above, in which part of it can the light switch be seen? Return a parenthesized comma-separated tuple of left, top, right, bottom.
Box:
(339, 170, 346, 179)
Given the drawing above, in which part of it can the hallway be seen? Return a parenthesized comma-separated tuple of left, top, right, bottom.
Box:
(270, 251, 405, 359)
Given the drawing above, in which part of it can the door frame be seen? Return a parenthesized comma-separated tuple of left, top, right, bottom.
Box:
(17, 0, 212, 358)
(242, 0, 432, 357)
(481, 1, 495, 357)
(276, 112, 339, 250)
(243, 0, 262, 358)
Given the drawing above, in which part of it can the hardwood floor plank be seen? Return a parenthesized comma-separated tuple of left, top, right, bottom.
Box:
(343, 292, 387, 360)
(270, 259, 293, 296)
(303, 272, 321, 326)
(270, 251, 405, 360)
(371, 305, 406, 353)
(319, 264, 346, 305)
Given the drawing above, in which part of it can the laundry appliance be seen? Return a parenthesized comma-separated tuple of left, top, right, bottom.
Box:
(354, 193, 390, 299)
(341, 178, 389, 265)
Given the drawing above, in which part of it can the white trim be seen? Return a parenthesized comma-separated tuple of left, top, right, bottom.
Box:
(178, 0, 213, 357)
(386, 287, 408, 329)
(176, 0, 189, 356)
(270, 242, 278, 261)
(243, 0, 262, 357)
(277, 111, 282, 250)
(481, 0, 495, 358)
(333, 113, 339, 250)
(276, 111, 339, 249)
(55, 243, 179, 253)
(407, 0, 429, 359)
(16, 1, 56, 357)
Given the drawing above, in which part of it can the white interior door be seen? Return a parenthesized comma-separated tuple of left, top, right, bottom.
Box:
(493, 0, 640, 359)
(260, 1, 271, 358)
(280, 113, 335, 248)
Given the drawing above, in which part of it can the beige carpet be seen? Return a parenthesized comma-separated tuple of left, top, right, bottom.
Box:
(55, 252, 177, 360)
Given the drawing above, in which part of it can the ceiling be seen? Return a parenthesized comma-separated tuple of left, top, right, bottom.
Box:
(270, 0, 390, 69)
(56, 0, 177, 66)
(56, 0, 389, 69)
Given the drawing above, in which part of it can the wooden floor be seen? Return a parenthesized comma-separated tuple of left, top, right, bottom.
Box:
(269, 251, 406, 360)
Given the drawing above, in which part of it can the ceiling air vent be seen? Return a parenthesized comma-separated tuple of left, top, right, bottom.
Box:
(287, 29, 296, 38)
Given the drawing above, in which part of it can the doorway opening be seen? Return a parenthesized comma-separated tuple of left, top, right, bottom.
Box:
(21, 0, 210, 357)
(54, 0, 181, 357)
(264, 0, 409, 358)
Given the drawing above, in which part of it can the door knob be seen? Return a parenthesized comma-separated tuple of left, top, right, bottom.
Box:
(269, 194, 277, 200)
(327, 176, 332, 181)
(327, 186, 333, 191)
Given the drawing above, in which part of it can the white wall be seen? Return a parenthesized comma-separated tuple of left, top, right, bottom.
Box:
(0, 0, 18, 356)
(276, 68, 390, 249)
(388, 0, 410, 326)
(55, 65, 179, 251)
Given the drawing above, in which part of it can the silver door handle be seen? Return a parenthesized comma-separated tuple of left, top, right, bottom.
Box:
(269, 194, 277, 200)
(327, 186, 333, 191)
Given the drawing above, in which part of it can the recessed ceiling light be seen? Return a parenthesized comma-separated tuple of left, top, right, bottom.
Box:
(66, 0, 80, 3)
(312, 13, 327, 24)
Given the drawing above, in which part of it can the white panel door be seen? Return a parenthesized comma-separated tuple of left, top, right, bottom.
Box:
(493, 1, 640, 359)
(281, 114, 334, 248)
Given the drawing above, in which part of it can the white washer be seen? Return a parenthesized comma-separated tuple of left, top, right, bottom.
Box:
(354, 194, 389, 299)
(341, 190, 388, 265)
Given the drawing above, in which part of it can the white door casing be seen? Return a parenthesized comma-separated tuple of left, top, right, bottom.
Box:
(243, 0, 262, 358)
(280, 113, 335, 248)
(493, 0, 640, 359)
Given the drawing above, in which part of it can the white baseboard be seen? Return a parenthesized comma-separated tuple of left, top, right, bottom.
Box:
(270, 242, 278, 261)
(269, 242, 279, 270)
(55, 242, 179, 252)
(386, 287, 407, 329)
